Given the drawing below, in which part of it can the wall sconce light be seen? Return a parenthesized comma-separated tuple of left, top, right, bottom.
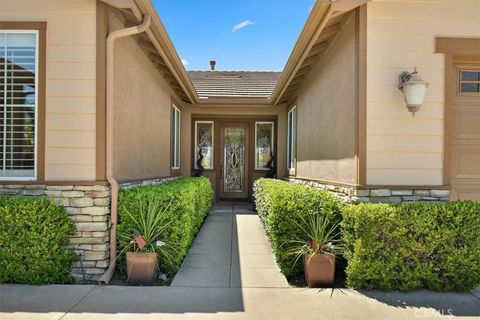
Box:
(398, 66, 429, 117)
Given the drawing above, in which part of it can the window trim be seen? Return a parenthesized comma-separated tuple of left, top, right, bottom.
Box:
(458, 68, 480, 96)
(194, 120, 214, 170)
(171, 104, 181, 171)
(0, 22, 46, 181)
(255, 121, 275, 171)
(287, 106, 297, 176)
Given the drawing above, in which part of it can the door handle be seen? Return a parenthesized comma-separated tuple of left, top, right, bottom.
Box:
(220, 165, 224, 179)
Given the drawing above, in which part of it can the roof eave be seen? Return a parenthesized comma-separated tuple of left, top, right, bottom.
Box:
(102, 0, 370, 105)
(271, 0, 370, 105)
(101, 0, 199, 104)
(196, 96, 273, 106)
(135, 0, 199, 104)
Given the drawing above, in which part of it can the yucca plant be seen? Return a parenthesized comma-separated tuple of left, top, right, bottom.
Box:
(117, 198, 179, 284)
(287, 212, 342, 264)
(285, 211, 343, 287)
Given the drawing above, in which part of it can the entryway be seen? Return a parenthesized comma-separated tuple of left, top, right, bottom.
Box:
(192, 118, 277, 201)
(171, 203, 288, 288)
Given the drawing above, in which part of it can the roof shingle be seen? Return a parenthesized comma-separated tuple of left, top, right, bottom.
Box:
(187, 71, 281, 98)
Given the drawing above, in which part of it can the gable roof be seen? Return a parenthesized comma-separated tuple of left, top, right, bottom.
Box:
(187, 71, 281, 99)
(102, 0, 369, 105)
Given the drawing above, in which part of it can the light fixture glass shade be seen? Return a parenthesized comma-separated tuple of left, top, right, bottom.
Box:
(398, 67, 429, 116)
(403, 82, 428, 113)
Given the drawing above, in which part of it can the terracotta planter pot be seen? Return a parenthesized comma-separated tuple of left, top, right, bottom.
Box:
(126, 252, 158, 286)
(304, 253, 336, 288)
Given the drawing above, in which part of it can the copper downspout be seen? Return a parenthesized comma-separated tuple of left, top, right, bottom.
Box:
(98, 14, 151, 284)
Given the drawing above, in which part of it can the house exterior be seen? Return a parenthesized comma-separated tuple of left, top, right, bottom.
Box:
(0, 0, 478, 281)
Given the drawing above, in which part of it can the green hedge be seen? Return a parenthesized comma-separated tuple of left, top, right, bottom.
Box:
(342, 201, 480, 291)
(0, 196, 76, 284)
(117, 177, 213, 276)
(253, 178, 344, 277)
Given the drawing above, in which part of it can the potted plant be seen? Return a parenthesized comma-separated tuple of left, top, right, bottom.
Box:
(287, 212, 342, 288)
(117, 198, 176, 286)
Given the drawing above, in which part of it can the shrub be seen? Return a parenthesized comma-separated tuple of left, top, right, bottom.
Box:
(117, 177, 213, 276)
(0, 196, 76, 284)
(342, 201, 480, 291)
(253, 178, 344, 277)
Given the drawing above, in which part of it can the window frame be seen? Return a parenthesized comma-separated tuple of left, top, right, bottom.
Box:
(194, 120, 214, 170)
(254, 121, 275, 171)
(0, 28, 40, 181)
(287, 106, 297, 176)
(458, 68, 480, 96)
(170, 104, 181, 172)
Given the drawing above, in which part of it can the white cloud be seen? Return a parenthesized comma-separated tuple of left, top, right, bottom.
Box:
(232, 20, 254, 32)
(181, 58, 189, 66)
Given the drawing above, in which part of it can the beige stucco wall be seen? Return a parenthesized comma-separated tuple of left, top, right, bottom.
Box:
(0, 0, 97, 180)
(366, 0, 480, 185)
(294, 14, 357, 184)
(110, 9, 180, 181)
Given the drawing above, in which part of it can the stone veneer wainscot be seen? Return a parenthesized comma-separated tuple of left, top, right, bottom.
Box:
(285, 178, 450, 203)
(120, 176, 179, 190)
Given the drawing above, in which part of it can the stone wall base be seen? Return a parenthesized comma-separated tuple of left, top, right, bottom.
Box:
(0, 184, 111, 282)
(120, 176, 179, 189)
(285, 178, 450, 203)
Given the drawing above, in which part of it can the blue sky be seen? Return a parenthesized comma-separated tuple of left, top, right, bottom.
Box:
(152, 0, 314, 71)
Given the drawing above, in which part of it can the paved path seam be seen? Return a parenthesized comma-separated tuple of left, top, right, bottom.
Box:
(58, 285, 95, 320)
(228, 203, 234, 288)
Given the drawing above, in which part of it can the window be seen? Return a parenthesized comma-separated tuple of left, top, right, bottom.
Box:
(194, 121, 213, 169)
(171, 104, 181, 170)
(255, 121, 274, 170)
(459, 69, 480, 94)
(0, 31, 38, 179)
(287, 106, 297, 173)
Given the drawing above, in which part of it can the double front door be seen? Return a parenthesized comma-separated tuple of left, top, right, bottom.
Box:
(193, 119, 276, 200)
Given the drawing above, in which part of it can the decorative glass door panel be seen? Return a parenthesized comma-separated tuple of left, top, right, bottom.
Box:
(194, 121, 214, 170)
(220, 122, 248, 199)
(255, 122, 274, 170)
(224, 127, 244, 192)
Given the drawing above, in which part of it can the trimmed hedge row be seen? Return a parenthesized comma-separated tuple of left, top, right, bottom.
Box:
(0, 196, 76, 284)
(254, 179, 480, 291)
(342, 201, 480, 291)
(117, 177, 213, 276)
(253, 178, 344, 277)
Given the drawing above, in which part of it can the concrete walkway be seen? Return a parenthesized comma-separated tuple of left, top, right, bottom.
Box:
(1, 285, 479, 320)
(171, 202, 289, 288)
